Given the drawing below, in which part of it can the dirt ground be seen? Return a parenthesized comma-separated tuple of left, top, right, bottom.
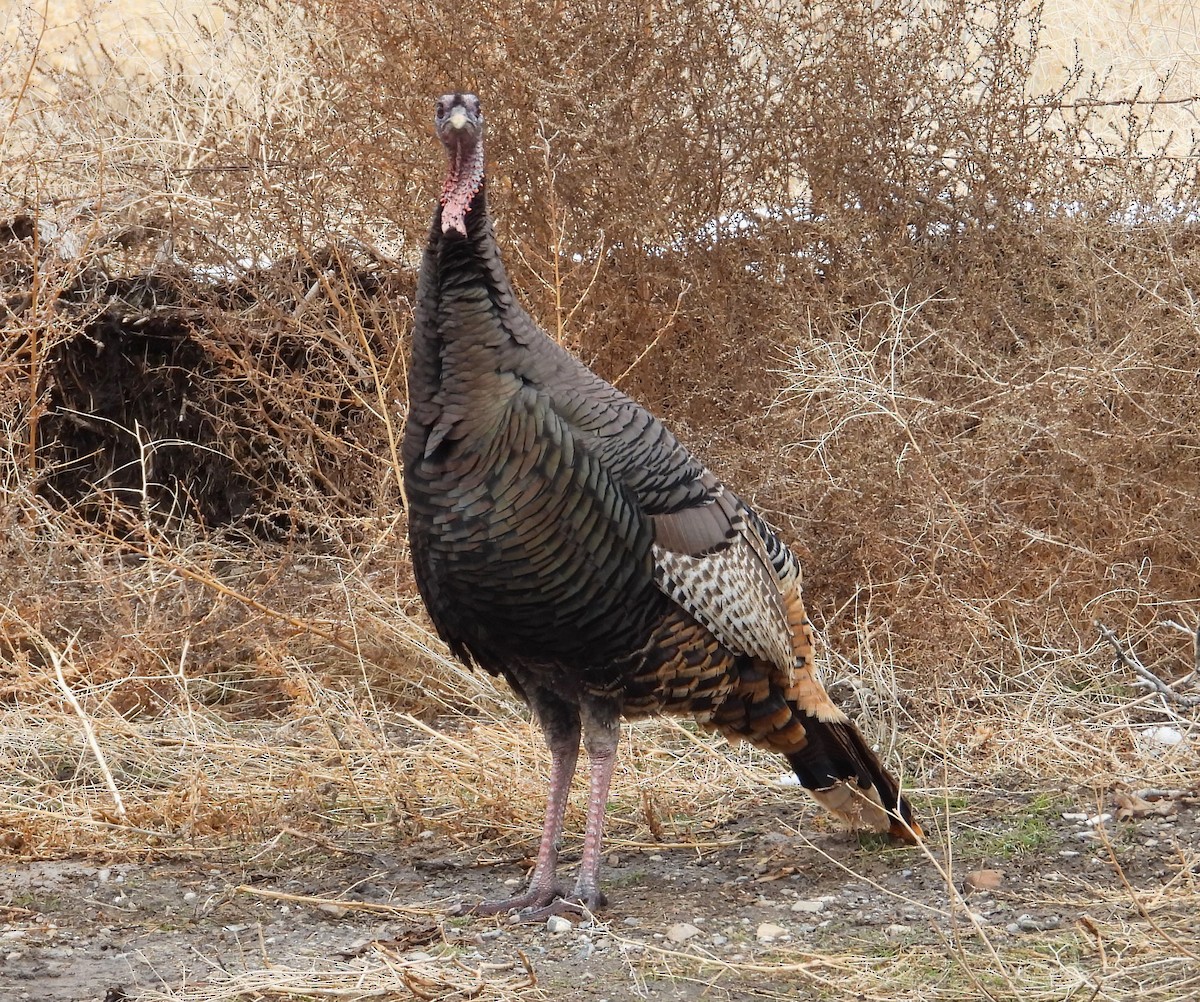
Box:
(2, 785, 1196, 1001)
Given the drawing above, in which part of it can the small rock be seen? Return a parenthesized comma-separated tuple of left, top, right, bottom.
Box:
(406, 951, 434, 962)
(546, 915, 573, 934)
(623, 917, 640, 927)
(607, 854, 620, 866)
(666, 923, 701, 943)
(884, 924, 911, 939)
(963, 869, 1004, 893)
(1015, 914, 1061, 933)
(342, 937, 372, 956)
(1142, 726, 1184, 746)
(756, 922, 788, 943)
(710, 934, 728, 947)
(790, 898, 826, 914)
(183, 891, 197, 904)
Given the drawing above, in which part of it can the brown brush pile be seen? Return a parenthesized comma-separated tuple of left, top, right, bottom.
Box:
(8, 240, 406, 533)
(2, 0, 1198, 786)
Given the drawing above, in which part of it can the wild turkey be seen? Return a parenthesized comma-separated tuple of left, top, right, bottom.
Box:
(403, 93, 921, 917)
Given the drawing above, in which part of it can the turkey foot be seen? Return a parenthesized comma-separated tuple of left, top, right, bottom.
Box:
(520, 887, 608, 923)
(470, 882, 572, 917)
(468, 724, 618, 921)
(470, 886, 605, 922)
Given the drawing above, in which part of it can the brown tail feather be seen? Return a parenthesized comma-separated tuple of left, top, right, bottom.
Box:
(787, 714, 922, 842)
(716, 686, 921, 842)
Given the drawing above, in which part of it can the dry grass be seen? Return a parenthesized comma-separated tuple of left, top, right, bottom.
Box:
(2, 0, 1200, 998)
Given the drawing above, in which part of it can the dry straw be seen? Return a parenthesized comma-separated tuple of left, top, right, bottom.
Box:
(2, 0, 1199, 998)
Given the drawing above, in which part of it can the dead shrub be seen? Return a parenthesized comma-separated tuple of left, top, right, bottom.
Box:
(0, 0, 1197, 778)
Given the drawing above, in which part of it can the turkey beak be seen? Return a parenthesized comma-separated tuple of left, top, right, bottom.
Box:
(447, 107, 470, 131)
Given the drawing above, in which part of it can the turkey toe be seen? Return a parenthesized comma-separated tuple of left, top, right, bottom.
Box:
(472, 883, 571, 917)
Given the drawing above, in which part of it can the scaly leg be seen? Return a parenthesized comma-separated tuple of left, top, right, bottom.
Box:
(472, 693, 579, 915)
(524, 699, 620, 919)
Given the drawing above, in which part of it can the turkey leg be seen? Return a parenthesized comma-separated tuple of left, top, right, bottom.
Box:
(568, 702, 619, 909)
(472, 696, 579, 915)
(522, 699, 620, 919)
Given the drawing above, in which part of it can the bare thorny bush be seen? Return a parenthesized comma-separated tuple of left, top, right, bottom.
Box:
(1, 0, 1198, 857)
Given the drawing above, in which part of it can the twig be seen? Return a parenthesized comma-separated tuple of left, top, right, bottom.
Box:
(1027, 94, 1200, 110)
(1, 0, 48, 151)
(612, 283, 690, 388)
(1096, 623, 1200, 708)
(1160, 618, 1200, 676)
(235, 885, 436, 917)
(40, 630, 127, 819)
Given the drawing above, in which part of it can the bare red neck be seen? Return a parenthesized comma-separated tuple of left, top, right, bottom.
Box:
(440, 138, 485, 236)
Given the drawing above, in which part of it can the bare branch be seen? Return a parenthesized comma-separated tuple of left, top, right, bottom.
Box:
(1096, 623, 1200, 709)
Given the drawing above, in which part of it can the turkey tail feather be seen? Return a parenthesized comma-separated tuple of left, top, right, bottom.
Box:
(782, 711, 921, 843)
(714, 683, 921, 843)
